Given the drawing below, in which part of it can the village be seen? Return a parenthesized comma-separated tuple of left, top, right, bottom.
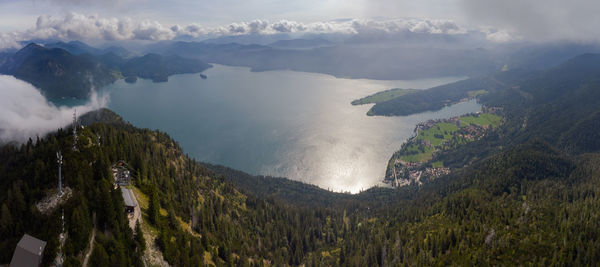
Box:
(386, 111, 502, 187)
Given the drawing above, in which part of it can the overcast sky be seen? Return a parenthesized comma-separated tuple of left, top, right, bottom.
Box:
(0, 0, 599, 45)
(0, 0, 462, 29)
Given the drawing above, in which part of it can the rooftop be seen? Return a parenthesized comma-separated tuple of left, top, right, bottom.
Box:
(10, 233, 46, 267)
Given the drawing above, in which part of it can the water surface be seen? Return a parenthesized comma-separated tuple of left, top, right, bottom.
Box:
(106, 65, 479, 193)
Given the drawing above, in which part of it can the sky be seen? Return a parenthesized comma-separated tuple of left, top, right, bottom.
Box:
(0, 0, 600, 48)
(0, 0, 461, 29)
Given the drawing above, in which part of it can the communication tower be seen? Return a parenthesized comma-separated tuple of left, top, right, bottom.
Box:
(72, 109, 78, 151)
(57, 151, 63, 197)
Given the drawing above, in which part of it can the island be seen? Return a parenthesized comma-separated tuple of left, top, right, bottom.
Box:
(124, 76, 138, 83)
(351, 88, 419, 105)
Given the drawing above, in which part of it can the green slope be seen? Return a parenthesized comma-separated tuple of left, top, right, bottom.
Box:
(351, 88, 419, 105)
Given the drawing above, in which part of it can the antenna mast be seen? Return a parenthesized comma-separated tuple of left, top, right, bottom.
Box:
(72, 109, 78, 151)
(57, 151, 63, 197)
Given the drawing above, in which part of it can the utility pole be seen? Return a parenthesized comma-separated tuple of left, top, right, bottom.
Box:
(57, 151, 63, 197)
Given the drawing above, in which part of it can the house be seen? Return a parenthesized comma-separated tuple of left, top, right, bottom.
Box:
(121, 187, 138, 213)
(9, 234, 46, 267)
(113, 160, 133, 186)
(118, 169, 131, 185)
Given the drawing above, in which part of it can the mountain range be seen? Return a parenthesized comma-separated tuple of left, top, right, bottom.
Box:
(0, 43, 211, 99)
(2, 48, 600, 265)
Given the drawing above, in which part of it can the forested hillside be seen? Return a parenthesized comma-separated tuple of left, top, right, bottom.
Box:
(3, 53, 600, 266)
(0, 43, 118, 99)
(0, 43, 211, 99)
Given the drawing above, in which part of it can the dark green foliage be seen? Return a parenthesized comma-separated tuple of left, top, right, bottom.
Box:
(0, 43, 117, 99)
(4, 52, 600, 266)
(0, 125, 142, 265)
(0, 42, 211, 100)
(368, 69, 531, 116)
(148, 185, 160, 225)
(116, 53, 212, 82)
(89, 243, 109, 266)
(79, 108, 126, 127)
(134, 221, 145, 253)
(205, 164, 353, 206)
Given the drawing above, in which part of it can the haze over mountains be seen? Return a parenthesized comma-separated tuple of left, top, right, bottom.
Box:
(2, 35, 600, 102)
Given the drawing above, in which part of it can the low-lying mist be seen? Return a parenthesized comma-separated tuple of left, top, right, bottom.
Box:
(0, 75, 107, 144)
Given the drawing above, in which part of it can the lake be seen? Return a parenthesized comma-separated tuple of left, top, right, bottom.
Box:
(105, 65, 480, 193)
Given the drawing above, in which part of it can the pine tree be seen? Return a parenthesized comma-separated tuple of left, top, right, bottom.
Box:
(0, 203, 12, 236)
(148, 186, 161, 225)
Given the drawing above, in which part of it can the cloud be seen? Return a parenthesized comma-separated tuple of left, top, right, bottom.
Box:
(0, 32, 21, 50)
(483, 29, 516, 43)
(0, 75, 107, 143)
(21, 13, 177, 41)
(349, 18, 466, 35)
(459, 0, 600, 42)
(0, 13, 472, 50)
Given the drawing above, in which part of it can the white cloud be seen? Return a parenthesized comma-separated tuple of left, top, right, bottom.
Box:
(483, 29, 517, 43)
(0, 13, 487, 50)
(0, 75, 107, 143)
(0, 32, 21, 50)
(459, 0, 600, 43)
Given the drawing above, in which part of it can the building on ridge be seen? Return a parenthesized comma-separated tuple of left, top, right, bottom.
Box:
(9, 233, 46, 267)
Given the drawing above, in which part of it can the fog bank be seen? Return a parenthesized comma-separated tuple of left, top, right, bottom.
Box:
(0, 75, 107, 143)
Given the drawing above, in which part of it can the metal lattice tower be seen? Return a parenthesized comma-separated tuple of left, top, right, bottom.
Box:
(72, 109, 78, 151)
(57, 151, 63, 197)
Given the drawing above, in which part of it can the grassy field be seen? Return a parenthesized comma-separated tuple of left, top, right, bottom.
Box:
(398, 113, 501, 163)
(460, 113, 502, 127)
(431, 160, 444, 168)
(467, 89, 488, 97)
(399, 122, 459, 162)
(416, 122, 459, 145)
(351, 88, 419, 105)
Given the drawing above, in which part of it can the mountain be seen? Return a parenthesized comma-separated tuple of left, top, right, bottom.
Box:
(158, 41, 498, 80)
(202, 33, 293, 45)
(0, 43, 119, 99)
(367, 69, 533, 116)
(79, 108, 127, 126)
(100, 46, 133, 58)
(45, 41, 133, 58)
(367, 51, 600, 117)
(268, 38, 333, 49)
(0, 43, 211, 99)
(118, 53, 212, 82)
(44, 41, 102, 55)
